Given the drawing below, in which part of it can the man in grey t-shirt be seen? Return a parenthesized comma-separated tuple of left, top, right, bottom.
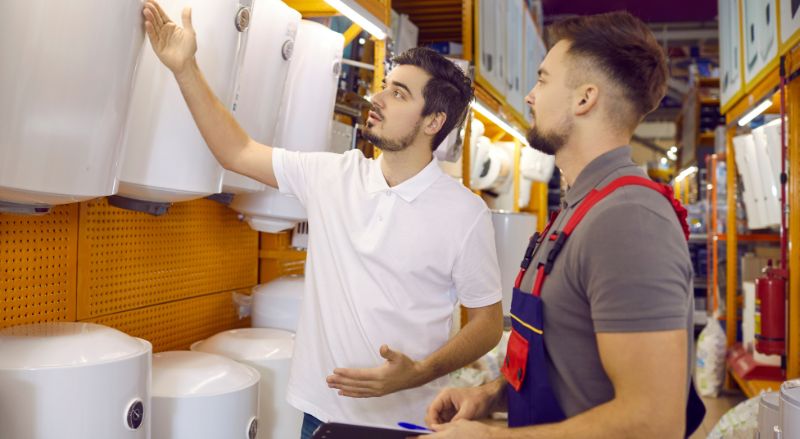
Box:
(424, 11, 698, 439)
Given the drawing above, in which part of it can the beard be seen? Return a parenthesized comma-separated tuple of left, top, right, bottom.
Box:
(526, 115, 572, 156)
(362, 118, 423, 152)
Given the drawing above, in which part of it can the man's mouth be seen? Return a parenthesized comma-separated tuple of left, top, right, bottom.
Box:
(368, 111, 383, 123)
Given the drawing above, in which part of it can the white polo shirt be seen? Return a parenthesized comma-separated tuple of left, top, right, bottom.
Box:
(272, 148, 502, 426)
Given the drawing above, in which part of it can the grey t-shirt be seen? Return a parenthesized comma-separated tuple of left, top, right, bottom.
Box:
(519, 146, 694, 418)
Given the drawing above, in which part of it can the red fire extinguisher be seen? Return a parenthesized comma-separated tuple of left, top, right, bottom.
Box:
(755, 259, 787, 356)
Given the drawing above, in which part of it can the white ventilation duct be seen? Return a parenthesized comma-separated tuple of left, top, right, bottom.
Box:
(0, 323, 151, 439)
(115, 0, 252, 215)
(221, 0, 301, 196)
(230, 20, 344, 232)
(0, 1, 144, 214)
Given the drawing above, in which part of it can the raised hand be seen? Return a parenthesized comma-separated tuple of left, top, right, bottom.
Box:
(142, 0, 197, 75)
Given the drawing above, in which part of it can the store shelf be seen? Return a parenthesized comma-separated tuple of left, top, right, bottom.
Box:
(688, 233, 708, 243)
(729, 368, 782, 399)
(715, 233, 780, 242)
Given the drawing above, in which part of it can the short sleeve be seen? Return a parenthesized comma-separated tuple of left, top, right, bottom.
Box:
(272, 148, 344, 206)
(452, 209, 503, 308)
(580, 201, 692, 333)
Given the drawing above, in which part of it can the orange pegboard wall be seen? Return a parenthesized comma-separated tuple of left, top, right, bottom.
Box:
(85, 290, 250, 352)
(0, 205, 79, 329)
(77, 198, 258, 319)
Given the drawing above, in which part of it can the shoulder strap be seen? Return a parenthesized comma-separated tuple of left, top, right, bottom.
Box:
(562, 176, 689, 241)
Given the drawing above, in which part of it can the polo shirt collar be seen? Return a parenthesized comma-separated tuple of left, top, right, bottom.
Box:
(564, 146, 635, 207)
(366, 155, 444, 203)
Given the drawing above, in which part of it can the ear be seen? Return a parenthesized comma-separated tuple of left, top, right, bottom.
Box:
(424, 112, 447, 136)
(574, 84, 599, 116)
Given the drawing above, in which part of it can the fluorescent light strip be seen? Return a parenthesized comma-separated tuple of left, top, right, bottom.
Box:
(738, 99, 773, 127)
(323, 0, 387, 40)
(675, 166, 698, 183)
(470, 101, 529, 146)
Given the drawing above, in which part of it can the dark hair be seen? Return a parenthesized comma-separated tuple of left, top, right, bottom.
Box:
(392, 47, 474, 149)
(548, 11, 667, 126)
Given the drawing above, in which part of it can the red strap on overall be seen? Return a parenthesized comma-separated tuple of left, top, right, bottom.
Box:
(519, 176, 689, 297)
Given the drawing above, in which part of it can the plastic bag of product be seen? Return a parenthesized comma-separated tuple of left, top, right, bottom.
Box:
(695, 314, 727, 397)
(707, 395, 759, 439)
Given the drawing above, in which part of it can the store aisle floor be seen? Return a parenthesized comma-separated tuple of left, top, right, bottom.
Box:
(689, 391, 746, 438)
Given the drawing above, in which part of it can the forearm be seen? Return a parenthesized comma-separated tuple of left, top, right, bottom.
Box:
(486, 398, 683, 439)
(418, 306, 503, 384)
(173, 59, 252, 170)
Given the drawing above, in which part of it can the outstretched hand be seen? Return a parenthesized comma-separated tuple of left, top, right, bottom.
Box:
(142, 0, 197, 75)
(326, 344, 429, 398)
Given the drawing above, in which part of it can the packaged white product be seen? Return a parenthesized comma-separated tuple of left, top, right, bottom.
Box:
(695, 313, 727, 397)
(707, 395, 760, 439)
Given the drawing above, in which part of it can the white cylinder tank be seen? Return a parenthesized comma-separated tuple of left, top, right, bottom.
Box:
(230, 20, 344, 233)
(192, 328, 302, 439)
(117, 0, 251, 207)
(0, 322, 152, 439)
(151, 350, 260, 439)
(0, 1, 144, 214)
(252, 275, 305, 332)
(222, 0, 301, 195)
(780, 379, 800, 438)
(758, 391, 779, 439)
(492, 211, 537, 315)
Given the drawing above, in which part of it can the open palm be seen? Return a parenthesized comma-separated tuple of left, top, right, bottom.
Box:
(142, 0, 197, 74)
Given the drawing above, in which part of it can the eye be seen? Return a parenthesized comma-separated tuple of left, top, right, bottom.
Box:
(393, 90, 403, 99)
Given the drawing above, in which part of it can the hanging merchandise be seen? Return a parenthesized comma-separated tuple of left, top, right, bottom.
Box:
(192, 328, 302, 439)
(693, 314, 726, 397)
(151, 351, 260, 439)
(0, 1, 144, 215)
(471, 140, 513, 192)
(0, 323, 151, 439)
(230, 20, 344, 233)
(115, 0, 252, 215)
(732, 134, 770, 229)
(221, 0, 301, 196)
(505, 0, 526, 116)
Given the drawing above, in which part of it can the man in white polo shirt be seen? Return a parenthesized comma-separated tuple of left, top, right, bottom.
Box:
(142, 2, 504, 436)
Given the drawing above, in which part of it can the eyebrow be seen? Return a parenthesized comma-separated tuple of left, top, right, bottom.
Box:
(385, 79, 414, 98)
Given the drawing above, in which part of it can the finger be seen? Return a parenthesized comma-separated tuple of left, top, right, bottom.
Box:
(146, 1, 165, 28)
(144, 20, 159, 46)
(337, 389, 377, 398)
(181, 7, 194, 33)
(326, 375, 378, 390)
(143, 4, 159, 31)
(379, 344, 398, 361)
(329, 383, 377, 394)
(332, 367, 380, 380)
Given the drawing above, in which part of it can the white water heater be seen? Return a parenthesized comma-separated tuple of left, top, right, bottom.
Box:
(0, 1, 144, 214)
(252, 275, 305, 332)
(192, 328, 302, 439)
(0, 323, 152, 439)
(780, 379, 800, 438)
(151, 350, 260, 439)
(230, 20, 344, 232)
(491, 211, 537, 314)
(222, 0, 301, 195)
(116, 0, 252, 214)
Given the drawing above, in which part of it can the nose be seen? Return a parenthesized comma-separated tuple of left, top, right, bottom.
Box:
(524, 88, 535, 106)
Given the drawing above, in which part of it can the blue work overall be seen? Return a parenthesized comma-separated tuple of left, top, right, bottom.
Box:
(500, 176, 705, 436)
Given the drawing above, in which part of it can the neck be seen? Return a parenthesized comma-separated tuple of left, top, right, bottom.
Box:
(379, 144, 433, 187)
(555, 130, 630, 186)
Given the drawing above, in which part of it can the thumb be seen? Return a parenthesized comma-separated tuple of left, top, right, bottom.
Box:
(181, 7, 194, 33)
(379, 344, 399, 361)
